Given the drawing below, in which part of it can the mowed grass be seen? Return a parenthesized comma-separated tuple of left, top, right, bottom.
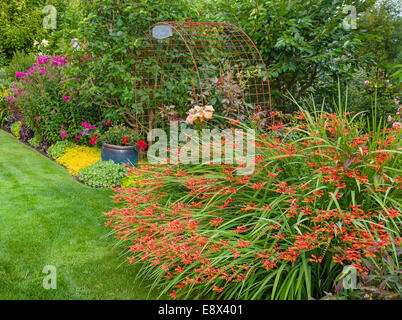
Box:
(0, 131, 151, 299)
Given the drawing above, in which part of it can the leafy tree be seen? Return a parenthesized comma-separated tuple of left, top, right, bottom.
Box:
(65, 0, 199, 132)
(357, 0, 402, 68)
(200, 0, 381, 109)
(0, 0, 78, 61)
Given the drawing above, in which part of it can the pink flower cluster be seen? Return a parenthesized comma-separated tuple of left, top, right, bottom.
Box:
(15, 56, 70, 80)
(387, 100, 401, 131)
(16, 72, 27, 79)
(59, 126, 68, 139)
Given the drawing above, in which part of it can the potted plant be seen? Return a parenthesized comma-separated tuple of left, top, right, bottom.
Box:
(98, 124, 146, 166)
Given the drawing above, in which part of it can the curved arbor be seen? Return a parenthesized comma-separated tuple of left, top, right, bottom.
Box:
(132, 21, 272, 133)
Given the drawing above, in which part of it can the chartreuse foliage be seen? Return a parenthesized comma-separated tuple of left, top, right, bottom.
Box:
(47, 140, 76, 159)
(10, 120, 22, 139)
(0, 130, 151, 299)
(121, 170, 147, 188)
(56, 145, 100, 175)
(105, 98, 401, 300)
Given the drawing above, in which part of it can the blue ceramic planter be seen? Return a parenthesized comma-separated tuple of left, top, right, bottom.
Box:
(101, 143, 138, 166)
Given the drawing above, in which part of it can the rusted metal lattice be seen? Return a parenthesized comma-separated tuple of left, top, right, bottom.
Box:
(133, 21, 272, 133)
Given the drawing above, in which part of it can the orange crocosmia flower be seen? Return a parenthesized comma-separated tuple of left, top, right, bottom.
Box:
(210, 217, 223, 226)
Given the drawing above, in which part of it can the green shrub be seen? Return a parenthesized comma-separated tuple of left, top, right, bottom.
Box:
(99, 124, 139, 146)
(28, 135, 41, 148)
(0, 0, 46, 60)
(10, 121, 22, 139)
(78, 160, 127, 188)
(4, 50, 36, 80)
(65, 0, 197, 128)
(47, 140, 75, 159)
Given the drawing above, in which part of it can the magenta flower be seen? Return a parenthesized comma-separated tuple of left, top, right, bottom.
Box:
(15, 72, 27, 78)
(63, 96, 70, 102)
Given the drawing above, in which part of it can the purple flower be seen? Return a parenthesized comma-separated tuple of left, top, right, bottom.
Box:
(63, 96, 70, 102)
(35, 116, 41, 119)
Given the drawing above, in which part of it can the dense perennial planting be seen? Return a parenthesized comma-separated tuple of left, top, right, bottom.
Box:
(0, 0, 400, 301)
(105, 108, 401, 299)
(6, 54, 101, 143)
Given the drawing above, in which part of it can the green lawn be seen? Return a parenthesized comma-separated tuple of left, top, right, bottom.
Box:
(0, 130, 150, 299)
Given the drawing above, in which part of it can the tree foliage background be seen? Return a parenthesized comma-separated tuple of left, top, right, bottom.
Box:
(1, 0, 401, 117)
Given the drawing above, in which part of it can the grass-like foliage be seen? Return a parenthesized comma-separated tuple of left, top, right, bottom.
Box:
(105, 101, 401, 300)
(78, 160, 127, 188)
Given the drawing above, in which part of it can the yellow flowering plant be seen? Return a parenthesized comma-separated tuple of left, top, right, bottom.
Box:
(0, 85, 9, 98)
(56, 146, 101, 176)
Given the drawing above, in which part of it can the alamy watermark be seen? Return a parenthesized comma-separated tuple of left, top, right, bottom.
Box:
(147, 121, 256, 175)
(42, 5, 57, 30)
(341, 265, 357, 290)
(42, 265, 57, 290)
(343, 5, 357, 30)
